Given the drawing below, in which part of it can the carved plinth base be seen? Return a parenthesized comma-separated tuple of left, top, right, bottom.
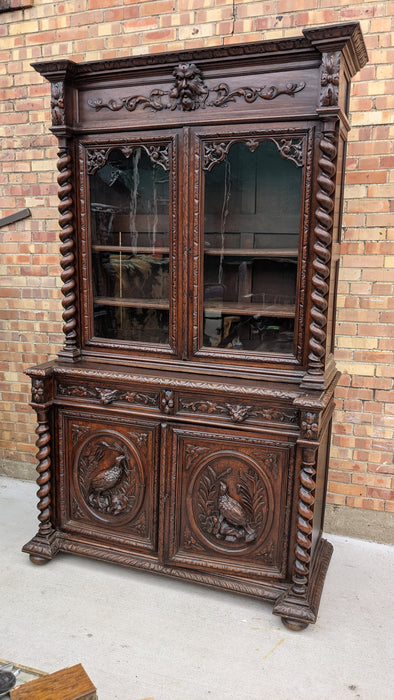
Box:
(22, 531, 60, 564)
(273, 537, 333, 630)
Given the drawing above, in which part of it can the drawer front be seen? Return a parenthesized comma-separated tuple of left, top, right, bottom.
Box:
(164, 424, 295, 580)
(57, 409, 160, 555)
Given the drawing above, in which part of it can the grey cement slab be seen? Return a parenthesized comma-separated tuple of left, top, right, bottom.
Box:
(1, 475, 393, 700)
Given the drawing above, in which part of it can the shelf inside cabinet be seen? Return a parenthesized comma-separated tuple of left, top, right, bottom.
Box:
(94, 296, 169, 310)
(204, 248, 298, 257)
(92, 245, 170, 255)
(204, 301, 295, 317)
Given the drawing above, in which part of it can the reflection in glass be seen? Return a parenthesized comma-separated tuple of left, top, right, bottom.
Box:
(89, 147, 170, 343)
(203, 140, 302, 354)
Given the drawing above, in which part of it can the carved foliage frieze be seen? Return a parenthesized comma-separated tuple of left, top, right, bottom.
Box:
(57, 382, 159, 408)
(179, 397, 297, 425)
(88, 62, 305, 115)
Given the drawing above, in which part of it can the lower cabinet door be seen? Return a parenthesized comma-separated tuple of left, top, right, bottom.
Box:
(164, 424, 295, 580)
(57, 409, 160, 555)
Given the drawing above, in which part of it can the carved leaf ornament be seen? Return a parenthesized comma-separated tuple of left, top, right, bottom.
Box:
(88, 62, 305, 114)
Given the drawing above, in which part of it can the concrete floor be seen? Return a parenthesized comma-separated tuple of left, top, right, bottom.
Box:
(1, 475, 393, 700)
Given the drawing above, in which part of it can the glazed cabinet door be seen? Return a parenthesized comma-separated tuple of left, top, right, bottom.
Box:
(163, 424, 295, 581)
(189, 125, 313, 370)
(78, 131, 182, 360)
(56, 410, 161, 556)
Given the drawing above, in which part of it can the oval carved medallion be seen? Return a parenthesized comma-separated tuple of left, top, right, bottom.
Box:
(187, 451, 274, 553)
(74, 431, 145, 524)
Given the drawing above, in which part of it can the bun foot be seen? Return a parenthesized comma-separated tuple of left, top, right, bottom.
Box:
(281, 617, 309, 632)
(29, 554, 50, 565)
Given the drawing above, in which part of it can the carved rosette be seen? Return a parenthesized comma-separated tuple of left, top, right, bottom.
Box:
(307, 124, 337, 377)
(31, 378, 45, 404)
(291, 446, 317, 596)
(320, 52, 340, 107)
(74, 433, 145, 523)
(300, 412, 319, 440)
(160, 389, 175, 415)
(51, 82, 65, 126)
(57, 146, 78, 356)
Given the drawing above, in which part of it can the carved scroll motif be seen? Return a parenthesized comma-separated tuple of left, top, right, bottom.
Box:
(88, 63, 306, 115)
(51, 82, 64, 126)
(320, 52, 340, 107)
(307, 126, 337, 377)
(86, 143, 170, 175)
(203, 136, 304, 171)
(57, 146, 78, 356)
(210, 81, 306, 107)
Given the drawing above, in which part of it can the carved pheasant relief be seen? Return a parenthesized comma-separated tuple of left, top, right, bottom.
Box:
(217, 481, 256, 542)
(90, 454, 125, 494)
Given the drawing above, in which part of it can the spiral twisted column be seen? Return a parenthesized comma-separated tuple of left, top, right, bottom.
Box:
(307, 126, 337, 377)
(291, 445, 317, 597)
(57, 145, 78, 357)
(34, 406, 53, 539)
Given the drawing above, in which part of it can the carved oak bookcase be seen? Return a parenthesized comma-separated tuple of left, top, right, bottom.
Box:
(24, 23, 367, 630)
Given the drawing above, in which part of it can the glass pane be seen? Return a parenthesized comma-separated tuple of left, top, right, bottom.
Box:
(89, 147, 170, 344)
(203, 140, 302, 354)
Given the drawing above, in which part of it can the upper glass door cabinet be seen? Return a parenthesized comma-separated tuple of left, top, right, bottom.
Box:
(87, 142, 173, 347)
(201, 137, 303, 356)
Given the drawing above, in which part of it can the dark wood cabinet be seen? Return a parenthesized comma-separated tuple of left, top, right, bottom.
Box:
(24, 23, 367, 630)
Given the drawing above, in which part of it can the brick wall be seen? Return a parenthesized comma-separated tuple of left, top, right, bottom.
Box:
(1, 0, 393, 518)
